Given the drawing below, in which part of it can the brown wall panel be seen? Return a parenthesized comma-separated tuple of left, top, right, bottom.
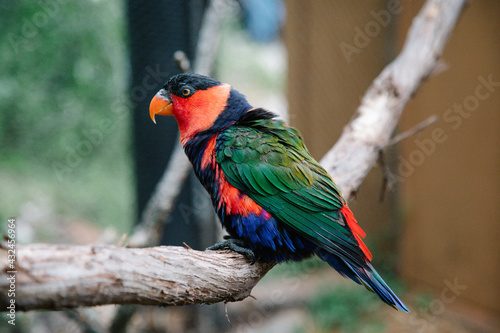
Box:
(285, 0, 396, 242)
(286, 0, 500, 325)
(398, 0, 500, 320)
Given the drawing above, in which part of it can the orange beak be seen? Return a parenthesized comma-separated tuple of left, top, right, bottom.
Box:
(149, 89, 173, 124)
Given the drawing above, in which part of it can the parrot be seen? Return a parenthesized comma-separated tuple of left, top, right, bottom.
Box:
(149, 72, 409, 312)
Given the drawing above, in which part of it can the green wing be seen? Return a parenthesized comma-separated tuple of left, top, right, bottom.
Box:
(216, 116, 366, 264)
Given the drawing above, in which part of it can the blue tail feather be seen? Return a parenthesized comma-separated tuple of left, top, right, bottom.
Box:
(319, 250, 409, 312)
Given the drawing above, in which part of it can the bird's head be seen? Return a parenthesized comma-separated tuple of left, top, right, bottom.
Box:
(150, 73, 251, 144)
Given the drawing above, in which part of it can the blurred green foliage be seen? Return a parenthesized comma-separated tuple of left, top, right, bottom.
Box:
(307, 283, 385, 333)
(0, 0, 133, 236)
(265, 256, 328, 281)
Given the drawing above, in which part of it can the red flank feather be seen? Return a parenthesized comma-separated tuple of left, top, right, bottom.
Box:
(201, 136, 217, 170)
(200, 134, 265, 218)
(216, 167, 264, 217)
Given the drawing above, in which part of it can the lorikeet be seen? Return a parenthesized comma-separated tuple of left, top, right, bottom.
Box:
(149, 73, 408, 312)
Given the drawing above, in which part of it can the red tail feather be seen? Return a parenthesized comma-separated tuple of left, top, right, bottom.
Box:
(340, 205, 373, 261)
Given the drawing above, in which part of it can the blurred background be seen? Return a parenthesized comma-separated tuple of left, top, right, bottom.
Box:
(0, 0, 498, 332)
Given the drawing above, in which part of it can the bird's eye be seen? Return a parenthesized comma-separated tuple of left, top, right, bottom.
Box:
(181, 88, 191, 96)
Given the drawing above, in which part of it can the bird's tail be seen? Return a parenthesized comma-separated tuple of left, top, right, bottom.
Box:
(318, 251, 409, 312)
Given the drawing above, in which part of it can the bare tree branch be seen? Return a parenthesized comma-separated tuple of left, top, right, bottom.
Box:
(129, 0, 229, 248)
(0, 244, 273, 311)
(128, 144, 191, 247)
(321, 0, 468, 200)
(1, 0, 468, 312)
(387, 115, 439, 146)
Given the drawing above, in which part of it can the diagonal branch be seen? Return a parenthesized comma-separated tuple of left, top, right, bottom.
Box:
(129, 0, 228, 248)
(0, 0, 468, 311)
(321, 0, 468, 200)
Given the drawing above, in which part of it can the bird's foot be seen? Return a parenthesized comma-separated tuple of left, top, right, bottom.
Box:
(206, 237, 256, 264)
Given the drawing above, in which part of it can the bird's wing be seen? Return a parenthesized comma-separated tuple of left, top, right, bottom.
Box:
(216, 115, 371, 266)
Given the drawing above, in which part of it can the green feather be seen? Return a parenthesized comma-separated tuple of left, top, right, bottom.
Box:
(230, 148, 246, 164)
(217, 118, 364, 260)
(260, 164, 293, 192)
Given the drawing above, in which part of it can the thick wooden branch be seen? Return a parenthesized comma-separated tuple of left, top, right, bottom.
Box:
(0, 0, 468, 312)
(0, 244, 273, 311)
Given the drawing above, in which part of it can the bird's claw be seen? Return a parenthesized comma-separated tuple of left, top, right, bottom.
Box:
(206, 238, 257, 264)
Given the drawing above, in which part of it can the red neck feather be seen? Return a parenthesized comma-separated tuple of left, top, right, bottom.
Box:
(171, 84, 231, 145)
